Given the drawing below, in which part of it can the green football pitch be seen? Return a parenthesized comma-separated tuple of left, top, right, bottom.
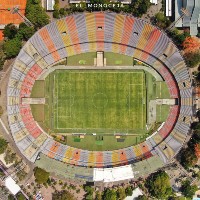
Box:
(44, 70, 146, 134)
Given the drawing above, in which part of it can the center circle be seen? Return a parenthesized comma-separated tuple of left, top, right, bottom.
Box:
(93, 93, 108, 108)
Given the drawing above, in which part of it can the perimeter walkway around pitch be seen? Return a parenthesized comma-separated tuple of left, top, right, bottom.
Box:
(38, 65, 163, 81)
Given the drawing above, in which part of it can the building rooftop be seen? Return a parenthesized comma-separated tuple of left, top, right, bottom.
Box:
(175, 0, 200, 36)
(5, 176, 21, 195)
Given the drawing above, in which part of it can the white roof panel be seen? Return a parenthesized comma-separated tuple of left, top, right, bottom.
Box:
(93, 165, 134, 182)
(5, 176, 21, 195)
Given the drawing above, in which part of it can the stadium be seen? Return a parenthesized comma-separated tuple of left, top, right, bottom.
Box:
(7, 12, 193, 182)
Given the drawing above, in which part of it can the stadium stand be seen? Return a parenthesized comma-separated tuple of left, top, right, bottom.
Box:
(7, 12, 193, 170)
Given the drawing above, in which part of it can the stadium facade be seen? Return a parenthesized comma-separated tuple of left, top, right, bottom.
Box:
(7, 12, 194, 182)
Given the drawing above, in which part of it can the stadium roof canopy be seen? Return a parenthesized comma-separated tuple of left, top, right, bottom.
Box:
(5, 177, 21, 195)
(93, 165, 134, 182)
(150, 0, 158, 5)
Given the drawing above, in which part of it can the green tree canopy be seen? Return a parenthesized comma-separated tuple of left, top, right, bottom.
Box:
(16, 193, 26, 200)
(3, 38, 22, 58)
(84, 186, 94, 194)
(17, 23, 35, 41)
(185, 52, 200, 68)
(154, 12, 171, 28)
(117, 187, 126, 200)
(95, 191, 102, 200)
(188, 131, 200, 148)
(145, 171, 172, 199)
(125, 186, 133, 196)
(3, 24, 18, 39)
(52, 190, 75, 200)
(0, 137, 8, 154)
(33, 167, 50, 184)
(168, 29, 190, 47)
(135, 195, 147, 200)
(103, 189, 117, 200)
(26, 0, 49, 29)
(180, 148, 198, 169)
(0, 41, 6, 70)
(8, 194, 15, 200)
(181, 180, 198, 198)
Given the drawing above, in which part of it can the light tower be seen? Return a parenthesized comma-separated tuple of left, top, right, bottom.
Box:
(11, 6, 34, 27)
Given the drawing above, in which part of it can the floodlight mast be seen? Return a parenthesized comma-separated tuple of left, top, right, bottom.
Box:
(11, 6, 34, 27)
(166, 8, 190, 31)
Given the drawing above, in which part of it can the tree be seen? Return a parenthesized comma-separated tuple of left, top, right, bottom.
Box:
(3, 24, 18, 39)
(85, 193, 93, 200)
(0, 106, 3, 116)
(185, 52, 200, 68)
(84, 186, 94, 200)
(103, 189, 117, 200)
(17, 23, 35, 41)
(180, 148, 197, 169)
(183, 36, 200, 53)
(135, 195, 147, 200)
(117, 187, 126, 200)
(59, 8, 66, 16)
(188, 131, 200, 148)
(154, 12, 171, 28)
(8, 194, 15, 200)
(181, 180, 198, 198)
(168, 29, 190, 47)
(84, 186, 94, 194)
(52, 190, 75, 200)
(33, 167, 50, 184)
(125, 186, 133, 196)
(95, 191, 102, 200)
(4, 148, 17, 164)
(53, 10, 60, 19)
(16, 169, 27, 181)
(16, 193, 26, 200)
(145, 171, 172, 199)
(33, 0, 40, 3)
(0, 42, 6, 71)
(3, 38, 22, 58)
(168, 197, 185, 200)
(195, 143, 200, 158)
(26, 0, 49, 29)
(0, 137, 8, 154)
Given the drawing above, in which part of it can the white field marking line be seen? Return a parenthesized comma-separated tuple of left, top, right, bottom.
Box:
(53, 74, 57, 129)
(76, 72, 144, 74)
(129, 84, 143, 85)
(160, 105, 161, 121)
(160, 82, 162, 98)
(56, 75, 59, 129)
(57, 75, 72, 129)
(142, 72, 144, 129)
(0, 119, 10, 135)
(130, 72, 144, 129)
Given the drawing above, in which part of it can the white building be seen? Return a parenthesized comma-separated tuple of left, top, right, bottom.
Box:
(166, 0, 172, 16)
(5, 177, 21, 196)
(93, 165, 134, 182)
(46, 0, 55, 11)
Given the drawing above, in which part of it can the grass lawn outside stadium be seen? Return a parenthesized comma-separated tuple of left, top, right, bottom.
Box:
(31, 52, 171, 150)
